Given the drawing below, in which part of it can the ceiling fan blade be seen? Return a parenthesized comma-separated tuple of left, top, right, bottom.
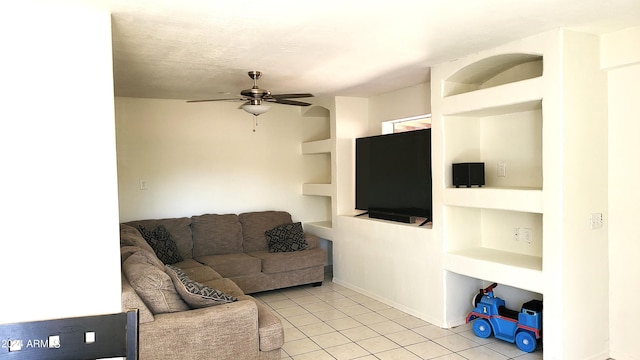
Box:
(269, 98, 313, 106)
(187, 72, 313, 109)
(271, 93, 314, 99)
(186, 97, 244, 103)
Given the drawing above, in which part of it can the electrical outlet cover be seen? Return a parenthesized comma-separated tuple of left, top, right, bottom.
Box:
(522, 228, 532, 244)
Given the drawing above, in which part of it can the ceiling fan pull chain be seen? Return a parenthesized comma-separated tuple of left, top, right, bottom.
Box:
(253, 115, 258, 132)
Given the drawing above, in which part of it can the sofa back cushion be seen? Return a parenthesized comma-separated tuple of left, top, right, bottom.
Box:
(125, 217, 193, 260)
(122, 250, 190, 314)
(191, 214, 243, 257)
(239, 211, 293, 252)
(121, 245, 164, 268)
(120, 224, 155, 255)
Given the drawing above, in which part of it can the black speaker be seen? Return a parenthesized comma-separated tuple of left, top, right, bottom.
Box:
(369, 210, 415, 223)
(453, 162, 485, 188)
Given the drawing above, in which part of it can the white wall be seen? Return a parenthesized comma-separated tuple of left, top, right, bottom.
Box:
(367, 83, 431, 135)
(332, 87, 444, 324)
(115, 97, 328, 223)
(557, 30, 609, 360)
(0, 2, 120, 323)
(335, 216, 440, 323)
(602, 26, 640, 360)
(334, 96, 370, 217)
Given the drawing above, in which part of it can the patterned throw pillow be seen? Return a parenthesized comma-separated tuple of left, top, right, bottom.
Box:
(265, 222, 308, 253)
(138, 225, 183, 265)
(165, 265, 237, 308)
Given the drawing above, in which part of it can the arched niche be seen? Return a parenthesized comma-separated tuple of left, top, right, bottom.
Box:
(444, 53, 543, 97)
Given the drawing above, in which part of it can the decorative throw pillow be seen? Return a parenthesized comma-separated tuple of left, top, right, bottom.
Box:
(265, 222, 308, 253)
(165, 265, 237, 308)
(138, 225, 183, 265)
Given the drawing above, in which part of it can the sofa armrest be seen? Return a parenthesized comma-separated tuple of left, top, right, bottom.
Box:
(139, 299, 260, 360)
(238, 295, 284, 352)
(121, 275, 154, 324)
(305, 233, 320, 249)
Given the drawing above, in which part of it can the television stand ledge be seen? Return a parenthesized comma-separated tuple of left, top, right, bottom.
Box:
(349, 213, 433, 229)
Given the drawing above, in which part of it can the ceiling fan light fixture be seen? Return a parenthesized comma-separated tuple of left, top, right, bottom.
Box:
(242, 103, 270, 116)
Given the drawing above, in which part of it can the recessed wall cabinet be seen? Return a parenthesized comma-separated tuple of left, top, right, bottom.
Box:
(432, 30, 608, 359)
(301, 105, 334, 239)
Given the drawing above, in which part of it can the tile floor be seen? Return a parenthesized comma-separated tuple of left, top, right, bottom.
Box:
(252, 274, 543, 360)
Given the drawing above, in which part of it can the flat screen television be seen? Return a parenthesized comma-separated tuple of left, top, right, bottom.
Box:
(355, 129, 432, 224)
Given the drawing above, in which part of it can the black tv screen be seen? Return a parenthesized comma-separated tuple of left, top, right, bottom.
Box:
(356, 129, 432, 222)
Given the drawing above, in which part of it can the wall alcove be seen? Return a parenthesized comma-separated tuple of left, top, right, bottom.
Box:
(301, 105, 333, 239)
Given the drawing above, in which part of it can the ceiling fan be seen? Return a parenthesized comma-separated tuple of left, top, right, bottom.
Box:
(187, 71, 314, 116)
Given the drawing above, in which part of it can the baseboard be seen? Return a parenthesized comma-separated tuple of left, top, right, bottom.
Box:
(331, 277, 443, 328)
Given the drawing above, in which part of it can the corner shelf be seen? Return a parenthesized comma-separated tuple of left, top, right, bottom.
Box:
(302, 183, 332, 197)
(303, 221, 333, 240)
(302, 139, 332, 154)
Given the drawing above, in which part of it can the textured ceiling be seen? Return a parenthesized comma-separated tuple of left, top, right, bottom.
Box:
(87, 0, 640, 100)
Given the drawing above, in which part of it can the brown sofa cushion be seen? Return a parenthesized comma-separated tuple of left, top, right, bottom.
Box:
(191, 214, 243, 256)
(125, 217, 193, 260)
(239, 211, 293, 252)
(177, 265, 222, 283)
(121, 246, 164, 269)
(195, 253, 262, 278)
(248, 247, 326, 274)
(304, 233, 319, 249)
(120, 224, 155, 254)
(201, 278, 245, 298)
(165, 265, 237, 308)
(172, 258, 205, 269)
(122, 251, 189, 314)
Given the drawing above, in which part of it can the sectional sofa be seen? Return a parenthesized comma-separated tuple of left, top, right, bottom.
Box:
(120, 210, 327, 360)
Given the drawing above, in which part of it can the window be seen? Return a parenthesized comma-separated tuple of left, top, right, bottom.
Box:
(382, 114, 431, 134)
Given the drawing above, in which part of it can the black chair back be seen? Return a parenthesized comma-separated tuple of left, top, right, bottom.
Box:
(0, 309, 138, 360)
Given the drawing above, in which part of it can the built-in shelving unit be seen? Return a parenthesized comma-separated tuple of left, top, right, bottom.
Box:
(301, 105, 334, 238)
(433, 31, 610, 358)
(438, 53, 544, 293)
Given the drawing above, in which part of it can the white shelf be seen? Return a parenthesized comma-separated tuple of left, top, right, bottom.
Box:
(445, 247, 543, 293)
(302, 139, 332, 154)
(346, 213, 433, 229)
(302, 183, 332, 197)
(443, 187, 543, 213)
(442, 77, 543, 116)
(304, 221, 333, 239)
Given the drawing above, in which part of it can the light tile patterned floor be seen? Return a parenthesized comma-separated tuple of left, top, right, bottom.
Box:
(252, 274, 543, 360)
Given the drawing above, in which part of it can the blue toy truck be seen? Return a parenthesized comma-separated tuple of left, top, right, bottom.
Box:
(466, 283, 542, 353)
